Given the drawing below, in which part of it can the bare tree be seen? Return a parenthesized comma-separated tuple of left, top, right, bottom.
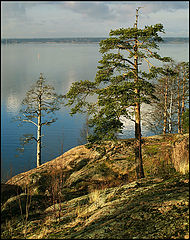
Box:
(176, 62, 189, 133)
(143, 61, 189, 135)
(15, 73, 64, 167)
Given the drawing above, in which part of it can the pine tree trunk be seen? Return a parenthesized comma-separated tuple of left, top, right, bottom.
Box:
(163, 77, 168, 134)
(134, 8, 144, 179)
(134, 99, 144, 179)
(177, 77, 181, 133)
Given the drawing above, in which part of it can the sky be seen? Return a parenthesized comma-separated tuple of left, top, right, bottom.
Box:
(1, 1, 189, 38)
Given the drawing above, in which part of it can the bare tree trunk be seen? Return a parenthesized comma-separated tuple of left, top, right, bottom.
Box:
(163, 77, 168, 134)
(37, 108, 42, 167)
(86, 113, 89, 140)
(177, 76, 181, 133)
(134, 8, 144, 179)
(181, 73, 185, 133)
(37, 74, 42, 167)
(168, 79, 173, 133)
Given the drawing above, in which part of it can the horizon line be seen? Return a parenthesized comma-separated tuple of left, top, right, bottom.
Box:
(1, 36, 189, 40)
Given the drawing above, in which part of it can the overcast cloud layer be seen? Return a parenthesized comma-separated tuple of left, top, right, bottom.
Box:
(1, 1, 189, 38)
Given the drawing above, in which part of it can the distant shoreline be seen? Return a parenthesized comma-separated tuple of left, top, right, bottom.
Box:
(1, 37, 189, 45)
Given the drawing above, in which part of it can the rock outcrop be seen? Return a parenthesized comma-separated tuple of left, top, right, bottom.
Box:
(5, 134, 189, 196)
(172, 134, 189, 174)
(1, 133, 189, 239)
(2, 176, 189, 239)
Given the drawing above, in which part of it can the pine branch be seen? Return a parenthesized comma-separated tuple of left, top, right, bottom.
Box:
(41, 118, 57, 126)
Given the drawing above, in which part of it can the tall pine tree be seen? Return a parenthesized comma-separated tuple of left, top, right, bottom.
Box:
(66, 8, 170, 179)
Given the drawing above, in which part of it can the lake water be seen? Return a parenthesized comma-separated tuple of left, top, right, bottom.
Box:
(1, 41, 189, 181)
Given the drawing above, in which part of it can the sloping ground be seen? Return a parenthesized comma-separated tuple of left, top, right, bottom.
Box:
(1, 133, 189, 239)
(5, 133, 189, 196)
(1, 175, 189, 239)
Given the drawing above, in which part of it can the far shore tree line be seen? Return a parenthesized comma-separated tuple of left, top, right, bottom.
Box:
(15, 8, 189, 180)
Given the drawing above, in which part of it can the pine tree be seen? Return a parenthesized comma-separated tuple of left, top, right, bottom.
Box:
(66, 8, 171, 179)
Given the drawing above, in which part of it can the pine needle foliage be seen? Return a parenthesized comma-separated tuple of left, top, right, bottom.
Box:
(66, 11, 171, 143)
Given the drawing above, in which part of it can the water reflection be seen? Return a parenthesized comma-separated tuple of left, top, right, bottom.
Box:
(66, 69, 77, 92)
(6, 90, 20, 114)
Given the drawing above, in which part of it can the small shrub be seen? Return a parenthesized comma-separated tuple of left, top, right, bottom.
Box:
(95, 162, 113, 177)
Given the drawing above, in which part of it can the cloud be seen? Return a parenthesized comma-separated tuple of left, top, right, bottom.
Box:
(62, 1, 114, 20)
(1, 1, 189, 38)
(139, 1, 189, 14)
(1, 1, 26, 17)
(105, 1, 189, 12)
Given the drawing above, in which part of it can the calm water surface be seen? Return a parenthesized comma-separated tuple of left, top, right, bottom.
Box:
(1, 42, 189, 180)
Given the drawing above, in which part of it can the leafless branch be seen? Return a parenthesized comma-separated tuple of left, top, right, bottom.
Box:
(21, 115, 38, 127)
